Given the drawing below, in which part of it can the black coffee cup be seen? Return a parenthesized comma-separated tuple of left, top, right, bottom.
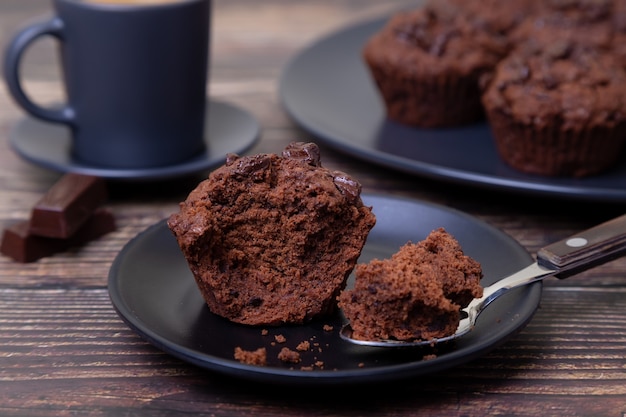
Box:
(4, 0, 211, 169)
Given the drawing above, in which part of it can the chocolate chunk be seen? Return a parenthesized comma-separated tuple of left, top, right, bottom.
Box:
(232, 154, 272, 180)
(1, 208, 116, 263)
(29, 173, 108, 238)
(225, 153, 240, 165)
(282, 142, 321, 167)
(332, 171, 361, 203)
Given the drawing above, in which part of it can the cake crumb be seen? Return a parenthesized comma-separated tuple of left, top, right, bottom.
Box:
(423, 354, 437, 361)
(323, 324, 334, 332)
(261, 329, 268, 336)
(296, 341, 310, 351)
(338, 228, 483, 342)
(274, 334, 286, 343)
(278, 347, 301, 364)
(234, 347, 267, 366)
(358, 362, 365, 368)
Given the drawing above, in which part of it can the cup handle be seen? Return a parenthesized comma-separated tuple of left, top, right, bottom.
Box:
(3, 17, 75, 125)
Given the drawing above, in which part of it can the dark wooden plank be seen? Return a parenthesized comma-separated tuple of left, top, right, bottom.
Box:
(2, 0, 626, 415)
(0, 288, 625, 416)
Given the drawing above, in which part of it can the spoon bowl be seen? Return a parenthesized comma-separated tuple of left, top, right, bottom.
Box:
(340, 213, 626, 348)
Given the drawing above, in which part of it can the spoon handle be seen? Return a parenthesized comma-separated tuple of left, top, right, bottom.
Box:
(537, 213, 626, 279)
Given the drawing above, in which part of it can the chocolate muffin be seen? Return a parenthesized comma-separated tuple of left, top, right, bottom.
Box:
(362, 0, 510, 127)
(610, 0, 626, 69)
(510, 0, 614, 51)
(447, 0, 539, 37)
(338, 228, 483, 342)
(481, 40, 626, 177)
(168, 142, 376, 326)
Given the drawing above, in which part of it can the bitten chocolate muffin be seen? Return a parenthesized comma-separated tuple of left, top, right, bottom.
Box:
(481, 40, 626, 177)
(168, 142, 376, 326)
(338, 228, 483, 342)
(362, 0, 510, 127)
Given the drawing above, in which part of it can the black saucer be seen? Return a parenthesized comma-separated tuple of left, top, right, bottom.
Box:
(9, 100, 259, 181)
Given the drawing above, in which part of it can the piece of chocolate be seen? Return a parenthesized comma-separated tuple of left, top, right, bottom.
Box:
(28, 173, 108, 238)
(1, 208, 116, 263)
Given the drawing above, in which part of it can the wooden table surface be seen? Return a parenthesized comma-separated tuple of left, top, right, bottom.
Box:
(2, 1, 626, 416)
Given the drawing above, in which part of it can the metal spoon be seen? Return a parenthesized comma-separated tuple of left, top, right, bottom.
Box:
(340, 213, 626, 348)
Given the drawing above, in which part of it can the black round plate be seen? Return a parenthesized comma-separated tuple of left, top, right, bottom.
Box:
(279, 16, 626, 202)
(9, 100, 259, 181)
(108, 194, 541, 385)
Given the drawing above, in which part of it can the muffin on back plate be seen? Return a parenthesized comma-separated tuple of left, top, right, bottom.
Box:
(510, 0, 614, 51)
(168, 142, 376, 326)
(481, 39, 626, 177)
(338, 228, 483, 342)
(610, 0, 626, 69)
(362, 0, 511, 127)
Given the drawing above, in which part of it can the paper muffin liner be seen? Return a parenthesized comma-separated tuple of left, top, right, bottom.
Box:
(486, 109, 626, 177)
(366, 61, 485, 128)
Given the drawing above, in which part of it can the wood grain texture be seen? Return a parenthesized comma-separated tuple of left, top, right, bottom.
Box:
(2, 1, 626, 416)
